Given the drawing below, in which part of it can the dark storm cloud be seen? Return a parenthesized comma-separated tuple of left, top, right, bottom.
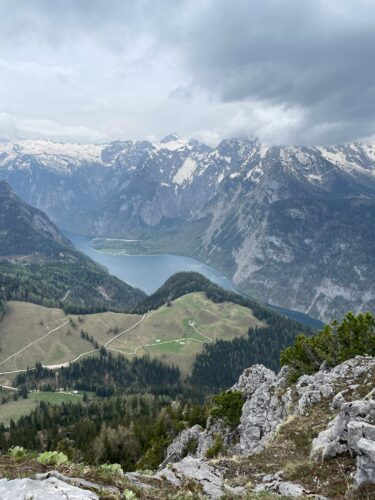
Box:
(0, 0, 374, 145)
(173, 0, 375, 144)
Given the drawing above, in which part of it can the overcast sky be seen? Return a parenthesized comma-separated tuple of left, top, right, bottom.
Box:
(0, 0, 374, 145)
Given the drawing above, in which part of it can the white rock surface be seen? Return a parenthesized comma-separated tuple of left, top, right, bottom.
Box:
(159, 424, 203, 467)
(356, 437, 375, 485)
(231, 364, 276, 398)
(157, 356, 375, 497)
(0, 476, 98, 500)
(236, 365, 292, 453)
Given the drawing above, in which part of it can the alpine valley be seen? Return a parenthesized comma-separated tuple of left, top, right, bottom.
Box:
(0, 136, 374, 321)
(0, 137, 375, 500)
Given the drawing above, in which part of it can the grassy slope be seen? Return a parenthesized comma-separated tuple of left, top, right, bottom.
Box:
(0, 302, 141, 377)
(0, 391, 84, 426)
(110, 292, 261, 375)
(0, 293, 260, 379)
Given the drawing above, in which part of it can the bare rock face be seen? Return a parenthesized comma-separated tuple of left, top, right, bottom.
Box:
(195, 364, 291, 457)
(231, 364, 277, 398)
(235, 365, 292, 453)
(311, 400, 375, 460)
(158, 424, 204, 468)
(195, 417, 231, 459)
(356, 438, 375, 485)
(311, 398, 375, 488)
(297, 356, 375, 414)
(156, 356, 375, 497)
(167, 357, 375, 461)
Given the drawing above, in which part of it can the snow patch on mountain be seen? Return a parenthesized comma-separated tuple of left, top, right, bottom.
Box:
(173, 157, 197, 185)
(0, 139, 103, 162)
(158, 138, 191, 152)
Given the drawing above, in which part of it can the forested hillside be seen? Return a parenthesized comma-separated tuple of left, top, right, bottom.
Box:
(190, 312, 311, 390)
(0, 261, 145, 313)
(0, 181, 145, 312)
(15, 355, 187, 399)
(0, 181, 75, 260)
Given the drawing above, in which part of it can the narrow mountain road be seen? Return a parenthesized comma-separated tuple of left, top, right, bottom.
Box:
(0, 315, 147, 375)
(61, 290, 71, 302)
(188, 320, 212, 343)
(103, 313, 148, 348)
(0, 384, 17, 391)
(0, 319, 70, 368)
(0, 314, 211, 377)
(46, 312, 149, 368)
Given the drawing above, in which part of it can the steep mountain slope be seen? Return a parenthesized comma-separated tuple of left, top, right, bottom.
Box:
(0, 181, 75, 261)
(1, 137, 375, 320)
(0, 182, 145, 312)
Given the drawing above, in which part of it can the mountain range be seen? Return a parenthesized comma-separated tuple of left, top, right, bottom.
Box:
(1, 136, 374, 321)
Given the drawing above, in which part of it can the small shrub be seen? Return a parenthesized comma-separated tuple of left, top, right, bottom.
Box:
(37, 451, 69, 466)
(122, 490, 137, 500)
(99, 463, 124, 476)
(281, 312, 375, 379)
(210, 390, 243, 428)
(185, 437, 198, 456)
(8, 446, 28, 459)
(206, 434, 224, 459)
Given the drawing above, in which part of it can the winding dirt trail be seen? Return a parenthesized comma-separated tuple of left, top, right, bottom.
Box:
(0, 314, 211, 377)
(0, 314, 148, 375)
(0, 319, 70, 369)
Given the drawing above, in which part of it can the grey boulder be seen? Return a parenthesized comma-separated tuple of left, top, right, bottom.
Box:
(0, 476, 98, 500)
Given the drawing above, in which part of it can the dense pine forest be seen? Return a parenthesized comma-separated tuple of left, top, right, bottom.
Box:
(191, 312, 311, 390)
(14, 354, 195, 400)
(0, 260, 145, 313)
(0, 394, 207, 471)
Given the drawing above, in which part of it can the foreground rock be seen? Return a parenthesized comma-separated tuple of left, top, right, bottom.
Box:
(156, 456, 244, 499)
(157, 356, 375, 498)
(159, 424, 204, 467)
(254, 472, 322, 498)
(356, 438, 375, 485)
(233, 365, 292, 453)
(311, 400, 375, 461)
(0, 476, 98, 500)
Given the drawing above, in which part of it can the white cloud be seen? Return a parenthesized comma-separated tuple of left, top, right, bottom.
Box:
(0, 0, 374, 145)
(0, 113, 108, 143)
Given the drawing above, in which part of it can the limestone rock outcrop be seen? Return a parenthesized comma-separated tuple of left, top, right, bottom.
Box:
(356, 438, 375, 485)
(157, 356, 375, 497)
(311, 400, 375, 460)
(156, 456, 244, 499)
(0, 476, 99, 500)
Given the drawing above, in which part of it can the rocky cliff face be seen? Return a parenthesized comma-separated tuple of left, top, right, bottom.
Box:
(0, 357, 374, 498)
(1, 137, 375, 320)
(153, 356, 375, 498)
